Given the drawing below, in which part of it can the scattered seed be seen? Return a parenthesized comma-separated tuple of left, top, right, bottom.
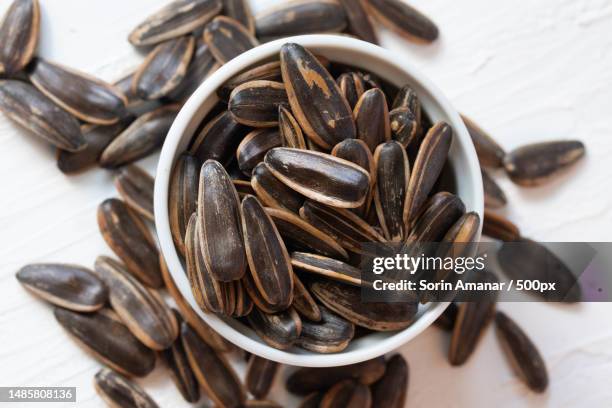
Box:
(338, 0, 378, 44)
(204, 15, 259, 64)
(461, 115, 505, 168)
(0, 0, 39, 76)
(94, 368, 159, 408)
(222, 0, 255, 34)
(482, 210, 520, 241)
(169, 38, 220, 101)
(320, 379, 372, 408)
(246, 355, 279, 399)
(365, 0, 438, 43)
(371, 354, 409, 408)
(434, 302, 458, 331)
(482, 169, 507, 209)
(114, 165, 154, 221)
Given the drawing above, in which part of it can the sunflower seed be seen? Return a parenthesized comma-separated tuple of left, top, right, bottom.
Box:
(100, 103, 180, 168)
(371, 354, 409, 408)
(320, 379, 371, 408)
(169, 38, 219, 101)
(390, 107, 419, 150)
(218, 61, 282, 100)
(279, 105, 306, 149)
(354, 88, 390, 152)
(247, 307, 302, 350)
(461, 115, 505, 168)
(182, 322, 246, 407)
(169, 154, 200, 256)
(297, 305, 355, 353)
(331, 139, 375, 217)
(251, 163, 304, 213)
(406, 192, 466, 245)
(242, 266, 281, 314)
(16, 264, 107, 312)
(94, 256, 178, 350)
(255, 0, 347, 40)
(392, 84, 421, 115)
(495, 311, 548, 393)
(189, 110, 250, 164)
(232, 278, 254, 316)
(403, 122, 453, 227)
(229, 80, 288, 127)
(292, 273, 321, 322)
(197, 160, 246, 281)
(365, 0, 438, 43)
(132, 36, 195, 100)
(0, 80, 84, 151)
(97, 199, 162, 289)
(94, 368, 159, 408)
(338, 0, 378, 43)
(114, 165, 154, 221)
(482, 210, 520, 241)
(246, 355, 279, 399)
(264, 148, 370, 208)
(503, 140, 585, 186)
(237, 129, 282, 175)
(374, 141, 410, 241)
(0, 0, 39, 76)
(54, 308, 156, 377)
(434, 302, 458, 331)
(234, 179, 256, 196)
(222, 0, 255, 34)
(336, 72, 366, 109)
(482, 169, 507, 208)
(291, 252, 364, 287)
(113, 72, 147, 110)
(204, 16, 259, 64)
(129, 0, 222, 46)
(281, 43, 355, 149)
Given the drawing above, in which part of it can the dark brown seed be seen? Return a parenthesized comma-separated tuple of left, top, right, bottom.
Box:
(497, 238, 582, 302)
(97, 198, 162, 288)
(503, 140, 585, 186)
(389, 107, 419, 149)
(279, 105, 306, 149)
(204, 16, 259, 64)
(312, 280, 418, 331)
(54, 308, 156, 377)
(237, 129, 282, 175)
(0, 0, 39, 76)
(232, 278, 254, 317)
(197, 160, 246, 281)
(280, 43, 355, 149)
(246, 355, 279, 399)
(169, 154, 200, 256)
(461, 115, 505, 168)
(189, 110, 250, 164)
(113, 72, 146, 110)
(371, 354, 409, 408)
(57, 116, 135, 174)
(297, 305, 354, 353)
(0, 80, 84, 151)
(251, 162, 304, 213)
(242, 195, 294, 309)
(255, 0, 347, 40)
(286, 357, 386, 395)
(405, 192, 466, 244)
(354, 89, 390, 152)
(95, 256, 178, 350)
(132, 36, 195, 100)
(292, 273, 321, 321)
(495, 311, 548, 393)
(331, 139, 375, 217)
(182, 322, 246, 407)
(169, 38, 220, 101)
(242, 266, 280, 314)
(336, 72, 365, 109)
(434, 302, 458, 331)
(28, 59, 127, 125)
(129, 0, 223, 46)
(264, 148, 370, 208)
(266, 207, 348, 260)
(374, 141, 410, 241)
(16, 264, 107, 312)
(403, 122, 453, 227)
(482, 169, 507, 209)
(234, 179, 256, 197)
(114, 165, 154, 221)
(222, 0, 255, 34)
(291, 252, 364, 287)
(94, 368, 159, 408)
(100, 104, 180, 168)
(320, 379, 372, 408)
(338, 0, 378, 43)
(392, 84, 421, 114)
(482, 210, 520, 241)
(229, 80, 288, 127)
(365, 0, 438, 43)
(218, 61, 282, 100)
(299, 392, 324, 408)
(247, 307, 302, 350)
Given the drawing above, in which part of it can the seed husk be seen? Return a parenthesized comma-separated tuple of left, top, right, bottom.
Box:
(189, 110, 250, 164)
(331, 139, 375, 217)
(354, 88, 390, 152)
(365, 0, 438, 43)
(113, 72, 146, 110)
(232, 278, 254, 317)
(336, 72, 366, 109)
(482, 168, 507, 209)
(495, 311, 549, 393)
(169, 38, 220, 101)
(292, 273, 322, 322)
(286, 357, 386, 395)
(338, 0, 378, 44)
(482, 210, 520, 241)
(242, 266, 283, 314)
(279, 105, 306, 149)
(234, 179, 256, 197)
(320, 379, 372, 408)
(461, 114, 505, 168)
(204, 16, 259, 64)
(503, 140, 585, 186)
(229, 80, 288, 127)
(403, 122, 453, 227)
(371, 354, 409, 408)
(169, 154, 200, 256)
(132, 36, 195, 100)
(255, 0, 347, 40)
(222, 0, 255, 34)
(197, 160, 246, 282)
(280, 43, 356, 149)
(97, 198, 162, 288)
(497, 238, 582, 302)
(100, 104, 180, 168)
(291, 252, 364, 287)
(374, 141, 410, 241)
(406, 192, 466, 244)
(247, 307, 302, 350)
(237, 129, 282, 175)
(129, 0, 223, 46)
(265, 207, 348, 260)
(242, 195, 294, 309)
(182, 322, 246, 407)
(54, 308, 156, 377)
(251, 163, 304, 213)
(246, 355, 280, 399)
(434, 302, 458, 331)
(0, 80, 84, 151)
(16, 263, 107, 312)
(94, 256, 178, 350)
(392, 84, 421, 115)
(311, 280, 418, 331)
(218, 61, 282, 100)
(264, 148, 370, 208)
(296, 305, 355, 353)
(28, 58, 127, 125)
(94, 368, 159, 408)
(390, 107, 419, 150)
(0, 0, 39, 76)
(114, 165, 154, 221)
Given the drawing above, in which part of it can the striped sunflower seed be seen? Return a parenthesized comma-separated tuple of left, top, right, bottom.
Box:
(354, 88, 391, 152)
(232, 278, 254, 317)
(222, 0, 255, 34)
(371, 354, 409, 408)
(218, 61, 282, 101)
(169, 154, 200, 256)
(114, 165, 154, 222)
(229, 80, 288, 127)
(189, 110, 249, 164)
(279, 105, 306, 149)
(365, 0, 438, 43)
(168, 38, 219, 102)
(320, 379, 372, 408)
(338, 0, 378, 44)
(246, 355, 279, 400)
(94, 368, 159, 408)
(234, 179, 256, 197)
(482, 168, 507, 208)
(247, 307, 302, 350)
(292, 273, 322, 322)
(392, 84, 421, 114)
(0, 0, 39, 76)
(336, 72, 366, 109)
(482, 210, 520, 241)
(204, 16, 259, 64)
(291, 252, 364, 287)
(296, 305, 355, 354)
(331, 139, 375, 217)
(237, 129, 282, 175)
(113, 72, 147, 110)
(252, 163, 305, 213)
(390, 107, 419, 150)
(461, 114, 505, 168)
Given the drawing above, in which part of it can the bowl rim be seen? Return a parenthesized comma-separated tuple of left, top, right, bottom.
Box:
(155, 34, 483, 367)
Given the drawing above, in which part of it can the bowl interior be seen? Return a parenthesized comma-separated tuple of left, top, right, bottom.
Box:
(155, 35, 483, 367)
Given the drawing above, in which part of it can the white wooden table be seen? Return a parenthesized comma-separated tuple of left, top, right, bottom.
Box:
(1, 0, 612, 406)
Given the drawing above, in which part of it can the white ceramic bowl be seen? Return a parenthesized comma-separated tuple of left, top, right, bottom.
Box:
(155, 34, 483, 367)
